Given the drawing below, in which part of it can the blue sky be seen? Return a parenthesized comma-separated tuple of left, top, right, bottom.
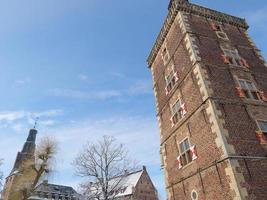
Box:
(0, 0, 266, 198)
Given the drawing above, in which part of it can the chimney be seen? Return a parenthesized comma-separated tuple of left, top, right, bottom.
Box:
(43, 180, 48, 187)
(142, 166, 146, 171)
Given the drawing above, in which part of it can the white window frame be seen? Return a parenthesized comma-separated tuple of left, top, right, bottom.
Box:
(165, 68, 178, 94)
(171, 99, 182, 119)
(257, 120, 267, 136)
(238, 79, 260, 100)
(178, 137, 192, 167)
(222, 48, 242, 66)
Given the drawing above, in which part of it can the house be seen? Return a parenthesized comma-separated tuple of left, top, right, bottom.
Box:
(28, 181, 83, 200)
(86, 166, 158, 200)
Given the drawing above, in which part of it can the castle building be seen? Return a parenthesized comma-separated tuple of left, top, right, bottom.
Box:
(147, 0, 267, 199)
(2, 129, 38, 200)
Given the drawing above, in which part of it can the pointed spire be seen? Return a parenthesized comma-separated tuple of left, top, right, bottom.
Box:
(11, 128, 38, 173)
(22, 128, 37, 154)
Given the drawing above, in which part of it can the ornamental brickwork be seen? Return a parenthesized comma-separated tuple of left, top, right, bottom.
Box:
(148, 0, 267, 199)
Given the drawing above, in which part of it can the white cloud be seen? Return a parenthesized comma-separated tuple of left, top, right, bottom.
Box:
(78, 74, 89, 81)
(47, 79, 152, 101)
(0, 111, 26, 122)
(0, 109, 63, 131)
(48, 88, 123, 100)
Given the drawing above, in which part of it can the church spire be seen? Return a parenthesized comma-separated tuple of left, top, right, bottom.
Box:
(11, 128, 38, 172)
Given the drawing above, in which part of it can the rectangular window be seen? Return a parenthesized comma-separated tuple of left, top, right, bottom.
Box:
(179, 138, 192, 166)
(258, 121, 267, 137)
(165, 69, 178, 94)
(238, 80, 260, 100)
(222, 48, 250, 68)
(222, 48, 241, 66)
(170, 99, 187, 126)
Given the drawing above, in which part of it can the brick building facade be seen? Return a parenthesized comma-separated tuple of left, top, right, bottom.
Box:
(147, 0, 267, 199)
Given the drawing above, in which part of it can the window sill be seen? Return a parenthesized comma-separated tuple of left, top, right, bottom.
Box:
(229, 64, 250, 71)
(241, 98, 266, 106)
(181, 160, 195, 170)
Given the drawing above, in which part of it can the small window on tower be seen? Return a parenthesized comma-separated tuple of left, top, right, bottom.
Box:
(161, 45, 170, 65)
(237, 79, 260, 100)
(179, 138, 192, 166)
(216, 31, 229, 40)
(210, 22, 229, 40)
(256, 120, 267, 144)
(165, 68, 178, 95)
(258, 121, 267, 137)
(221, 48, 250, 68)
(170, 99, 187, 126)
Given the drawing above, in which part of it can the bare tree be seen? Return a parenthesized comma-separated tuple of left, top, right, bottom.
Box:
(73, 136, 137, 200)
(20, 136, 58, 200)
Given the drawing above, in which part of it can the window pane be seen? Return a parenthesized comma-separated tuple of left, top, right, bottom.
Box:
(174, 101, 181, 113)
(247, 82, 256, 90)
(180, 143, 185, 153)
(250, 91, 259, 100)
(223, 49, 231, 56)
(182, 154, 187, 165)
(186, 150, 192, 163)
(259, 121, 267, 132)
(239, 80, 246, 89)
(184, 139, 190, 150)
(232, 50, 239, 58)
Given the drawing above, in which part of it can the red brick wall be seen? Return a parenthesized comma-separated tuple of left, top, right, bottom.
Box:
(149, 6, 267, 200)
(133, 170, 158, 200)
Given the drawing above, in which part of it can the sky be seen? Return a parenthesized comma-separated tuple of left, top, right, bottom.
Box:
(0, 0, 266, 198)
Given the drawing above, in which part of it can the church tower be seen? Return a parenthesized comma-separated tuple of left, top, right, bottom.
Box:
(2, 129, 38, 200)
(147, 0, 267, 199)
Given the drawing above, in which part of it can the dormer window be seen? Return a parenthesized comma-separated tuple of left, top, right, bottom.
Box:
(236, 80, 260, 100)
(221, 48, 250, 68)
(165, 69, 178, 95)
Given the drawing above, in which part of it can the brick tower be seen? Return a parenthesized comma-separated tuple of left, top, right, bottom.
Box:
(2, 129, 37, 200)
(147, 0, 267, 199)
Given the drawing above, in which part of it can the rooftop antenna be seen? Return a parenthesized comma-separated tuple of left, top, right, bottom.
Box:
(33, 117, 39, 129)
